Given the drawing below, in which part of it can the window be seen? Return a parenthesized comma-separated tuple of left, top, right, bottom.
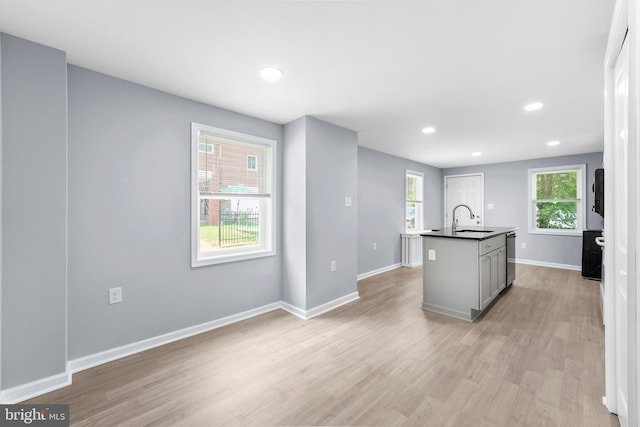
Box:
(199, 141, 214, 153)
(405, 170, 424, 232)
(191, 123, 276, 266)
(247, 155, 257, 171)
(528, 164, 586, 235)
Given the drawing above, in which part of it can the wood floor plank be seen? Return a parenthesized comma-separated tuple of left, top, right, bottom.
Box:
(25, 264, 619, 426)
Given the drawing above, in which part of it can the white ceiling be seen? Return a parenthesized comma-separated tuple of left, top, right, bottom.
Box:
(0, 0, 614, 168)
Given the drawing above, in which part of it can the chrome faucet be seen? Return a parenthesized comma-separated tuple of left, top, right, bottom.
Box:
(452, 204, 475, 231)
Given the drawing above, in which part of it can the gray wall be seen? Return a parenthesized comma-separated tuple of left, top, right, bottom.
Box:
(282, 116, 358, 310)
(67, 66, 283, 359)
(443, 152, 604, 267)
(0, 34, 68, 388)
(282, 117, 307, 309)
(357, 147, 442, 275)
(305, 117, 358, 308)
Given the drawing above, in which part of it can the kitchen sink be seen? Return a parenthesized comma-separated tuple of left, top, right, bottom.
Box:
(455, 229, 494, 233)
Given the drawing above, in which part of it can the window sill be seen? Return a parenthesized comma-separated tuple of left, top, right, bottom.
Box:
(528, 229, 583, 237)
(192, 249, 276, 267)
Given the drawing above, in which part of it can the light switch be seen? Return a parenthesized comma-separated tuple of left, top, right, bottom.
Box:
(487, 203, 495, 210)
(109, 287, 123, 304)
(345, 196, 352, 207)
(428, 249, 436, 261)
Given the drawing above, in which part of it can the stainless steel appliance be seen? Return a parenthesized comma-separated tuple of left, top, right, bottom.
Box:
(506, 232, 516, 286)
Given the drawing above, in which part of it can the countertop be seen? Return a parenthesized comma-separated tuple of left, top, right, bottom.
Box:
(420, 226, 518, 241)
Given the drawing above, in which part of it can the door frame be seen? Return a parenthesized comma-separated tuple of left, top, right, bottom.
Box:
(443, 173, 484, 228)
(603, 0, 639, 424)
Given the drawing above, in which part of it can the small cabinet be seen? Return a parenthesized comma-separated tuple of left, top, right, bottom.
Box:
(480, 253, 492, 308)
(479, 240, 506, 310)
(497, 247, 507, 292)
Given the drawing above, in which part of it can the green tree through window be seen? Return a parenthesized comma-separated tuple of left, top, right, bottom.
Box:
(529, 165, 585, 234)
(535, 171, 577, 229)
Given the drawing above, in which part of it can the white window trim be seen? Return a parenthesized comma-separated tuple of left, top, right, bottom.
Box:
(527, 164, 586, 236)
(405, 170, 424, 232)
(191, 122, 277, 267)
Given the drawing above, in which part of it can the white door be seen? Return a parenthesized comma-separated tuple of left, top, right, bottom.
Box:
(444, 174, 484, 228)
(613, 37, 629, 427)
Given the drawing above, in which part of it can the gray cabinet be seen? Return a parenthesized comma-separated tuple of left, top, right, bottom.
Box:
(480, 253, 493, 309)
(497, 247, 507, 292)
(480, 245, 506, 310)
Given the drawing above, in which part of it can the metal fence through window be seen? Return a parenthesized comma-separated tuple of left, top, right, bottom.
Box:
(219, 210, 260, 247)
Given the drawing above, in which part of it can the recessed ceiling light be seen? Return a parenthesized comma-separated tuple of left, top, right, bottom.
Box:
(547, 140, 560, 146)
(260, 66, 282, 81)
(472, 152, 482, 157)
(524, 102, 544, 112)
(422, 127, 436, 134)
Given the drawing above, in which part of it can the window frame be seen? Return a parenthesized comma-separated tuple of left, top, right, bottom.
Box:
(405, 170, 424, 232)
(191, 122, 277, 267)
(527, 164, 586, 236)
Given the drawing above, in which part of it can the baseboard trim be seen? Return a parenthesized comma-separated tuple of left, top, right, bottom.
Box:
(306, 292, 360, 319)
(357, 263, 402, 281)
(0, 371, 71, 404)
(6, 291, 362, 403)
(516, 258, 581, 271)
(280, 301, 307, 319)
(281, 292, 361, 320)
(68, 302, 282, 374)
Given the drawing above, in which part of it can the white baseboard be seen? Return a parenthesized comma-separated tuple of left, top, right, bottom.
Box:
(68, 302, 281, 374)
(357, 263, 402, 281)
(516, 258, 581, 271)
(307, 292, 359, 318)
(0, 371, 71, 404)
(280, 301, 307, 319)
(2, 290, 362, 403)
(69, 292, 362, 370)
(281, 292, 360, 320)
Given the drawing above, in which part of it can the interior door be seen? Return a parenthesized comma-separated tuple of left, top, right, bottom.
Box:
(444, 174, 484, 228)
(613, 37, 630, 427)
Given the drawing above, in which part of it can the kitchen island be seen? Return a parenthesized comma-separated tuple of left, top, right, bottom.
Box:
(421, 226, 517, 321)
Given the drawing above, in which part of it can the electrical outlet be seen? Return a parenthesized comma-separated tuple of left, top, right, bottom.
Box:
(373, 242, 377, 250)
(428, 249, 436, 261)
(109, 287, 122, 305)
(330, 260, 337, 272)
(344, 196, 352, 207)
(521, 242, 527, 249)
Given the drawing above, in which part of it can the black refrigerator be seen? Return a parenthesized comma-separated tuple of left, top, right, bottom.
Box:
(582, 229, 603, 280)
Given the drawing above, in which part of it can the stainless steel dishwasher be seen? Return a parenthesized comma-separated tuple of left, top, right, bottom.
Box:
(506, 232, 516, 286)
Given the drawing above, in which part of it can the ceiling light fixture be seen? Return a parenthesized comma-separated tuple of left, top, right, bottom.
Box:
(422, 126, 436, 134)
(547, 140, 560, 146)
(260, 66, 282, 81)
(472, 152, 482, 157)
(524, 102, 544, 112)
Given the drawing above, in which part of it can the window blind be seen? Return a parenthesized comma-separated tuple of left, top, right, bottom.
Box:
(197, 131, 272, 198)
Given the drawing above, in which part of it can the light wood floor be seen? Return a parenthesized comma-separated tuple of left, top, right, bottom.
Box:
(27, 264, 619, 426)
